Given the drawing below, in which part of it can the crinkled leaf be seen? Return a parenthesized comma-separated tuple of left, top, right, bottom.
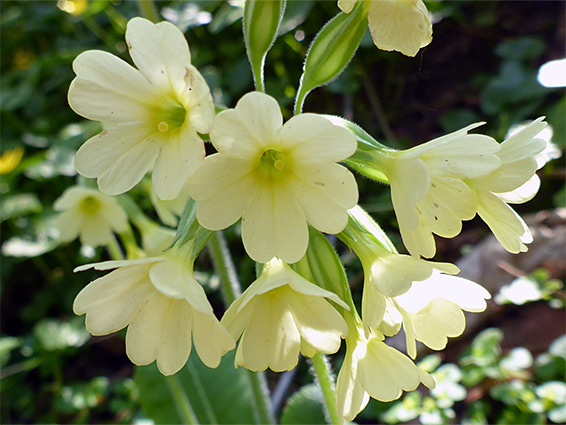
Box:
(280, 383, 328, 425)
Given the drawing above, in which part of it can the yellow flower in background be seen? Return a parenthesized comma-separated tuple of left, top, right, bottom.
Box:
(147, 180, 190, 228)
(53, 186, 128, 246)
(73, 253, 234, 375)
(187, 91, 358, 263)
(0, 146, 24, 174)
(221, 258, 349, 372)
(468, 118, 548, 253)
(374, 123, 501, 258)
(69, 17, 214, 200)
(336, 318, 434, 421)
(364, 270, 490, 359)
(338, 0, 432, 56)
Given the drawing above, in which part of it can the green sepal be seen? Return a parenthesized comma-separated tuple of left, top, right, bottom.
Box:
(170, 198, 212, 258)
(292, 227, 356, 315)
(295, 5, 367, 113)
(322, 114, 393, 184)
(243, 0, 286, 92)
(338, 205, 398, 254)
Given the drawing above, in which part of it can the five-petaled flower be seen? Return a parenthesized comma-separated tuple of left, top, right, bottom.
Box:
(336, 316, 435, 422)
(69, 17, 214, 200)
(53, 186, 128, 247)
(221, 258, 349, 372)
(187, 91, 358, 263)
(73, 252, 234, 375)
(338, 0, 432, 56)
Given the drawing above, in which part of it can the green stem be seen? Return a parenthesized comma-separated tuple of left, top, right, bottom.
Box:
(207, 231, 275, 424)
(207, 231, 242, 305)
(311, 352, 341, 425)
(166, 375, 199, 425)
(106, 234, 124, 260)
(137, 0, 160, 23)
(252, 61, 265, 93)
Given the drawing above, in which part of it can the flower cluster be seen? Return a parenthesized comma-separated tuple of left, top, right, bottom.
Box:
(62, 9, 551, 424)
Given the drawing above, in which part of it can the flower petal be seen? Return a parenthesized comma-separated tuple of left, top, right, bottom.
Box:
(476, 191, 531, 253)
(188, 154, 256, 230)
(238, 295, 301, 371)
(389, 157, 430, 231)
(149, 257, 213, 315)
(497, 174, 541, 204)
(74, 264, 155, 335)
(184, 65, 215, 134)
(336, 349, 370, 422)
(210, 92, 282, 158)
(359, 338, 421, 402)
(80, 215, 114, 246)
(292, 163, 358, 234)
(241, 183, 308, 264)
(75, 122, 161, 195)
(281, 114, 357, 164)
(192, 310, 235, 368)
(473, 158, 538, 194)
(152, 127, 205, 200)
(125, 17, 191, 92)
(289, 291, 347, 354)
(367, 0, 432, 57)
(54, 209, 82, 242)
(399, 208, 437, 258)
(69, 50, 154, 123)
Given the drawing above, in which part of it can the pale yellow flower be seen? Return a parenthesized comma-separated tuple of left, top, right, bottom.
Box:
(221, 258, 348, 372)
(69, 17, 214, 200)
(148, 180, 190, 227)
(364, 270, 490, 359)
(467, 118, 548, 253)
(53, 186, 128, 246)
(73, 253, 234, 375)
(373, 123, 501, 258)
(338, 0, 432, 56)
(187, 91, 358, 263)
(336, 318, 434, 421)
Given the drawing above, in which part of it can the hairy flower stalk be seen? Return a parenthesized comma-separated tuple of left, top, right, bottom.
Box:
(68, 17, 214, 200)
(187, 91, 358, 263)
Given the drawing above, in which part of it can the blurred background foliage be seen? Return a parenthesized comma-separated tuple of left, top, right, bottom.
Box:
(1, 0, 564, 424)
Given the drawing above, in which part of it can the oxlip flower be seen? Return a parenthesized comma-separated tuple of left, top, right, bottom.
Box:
(220, 258, 349, 372)
(371, 123, 501, 258)
(187, 91, 358, 263)
(365, 270, 491, 359)
(53, 186, 128, 246)
(338, 0, 432, 56)
(467, 117, 548, 253)
(336, 317, 434, 421)
(73, 250, 235, 375)
(69, 17, 214, 200)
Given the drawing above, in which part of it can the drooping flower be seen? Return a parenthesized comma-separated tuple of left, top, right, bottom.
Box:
(69, 17, 214, 200)
(53, 186, 128, 246)
(467, 118, 548, 253)
(338, 0, 432, 56)
(73, 251, 234, 375)
(370, 123, 501, 258)
(364, 270, 491, 359)
(336, 317, 434, 421)
(187, 91, 358, 263)
(221, 258, 349, 372)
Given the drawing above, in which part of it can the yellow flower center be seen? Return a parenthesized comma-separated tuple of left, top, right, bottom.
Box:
(155, 101, 186, 134)
(258, 149, 289, 179)
(80, 196, 101, 214)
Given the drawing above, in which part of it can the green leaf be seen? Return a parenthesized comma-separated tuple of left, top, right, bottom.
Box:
(33, 317, 90, 351)
(135, 350, 257, 424)
(243, 0, 286, 91)
(280, 383, 328, 425)
(0, 336, 22, 367)
(295, 5, 367, 113)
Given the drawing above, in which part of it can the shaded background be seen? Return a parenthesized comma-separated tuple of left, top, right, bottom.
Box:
(1, 1, 565, 424)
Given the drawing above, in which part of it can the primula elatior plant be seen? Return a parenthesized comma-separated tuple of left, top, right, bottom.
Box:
(58, 2, 550, 423)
